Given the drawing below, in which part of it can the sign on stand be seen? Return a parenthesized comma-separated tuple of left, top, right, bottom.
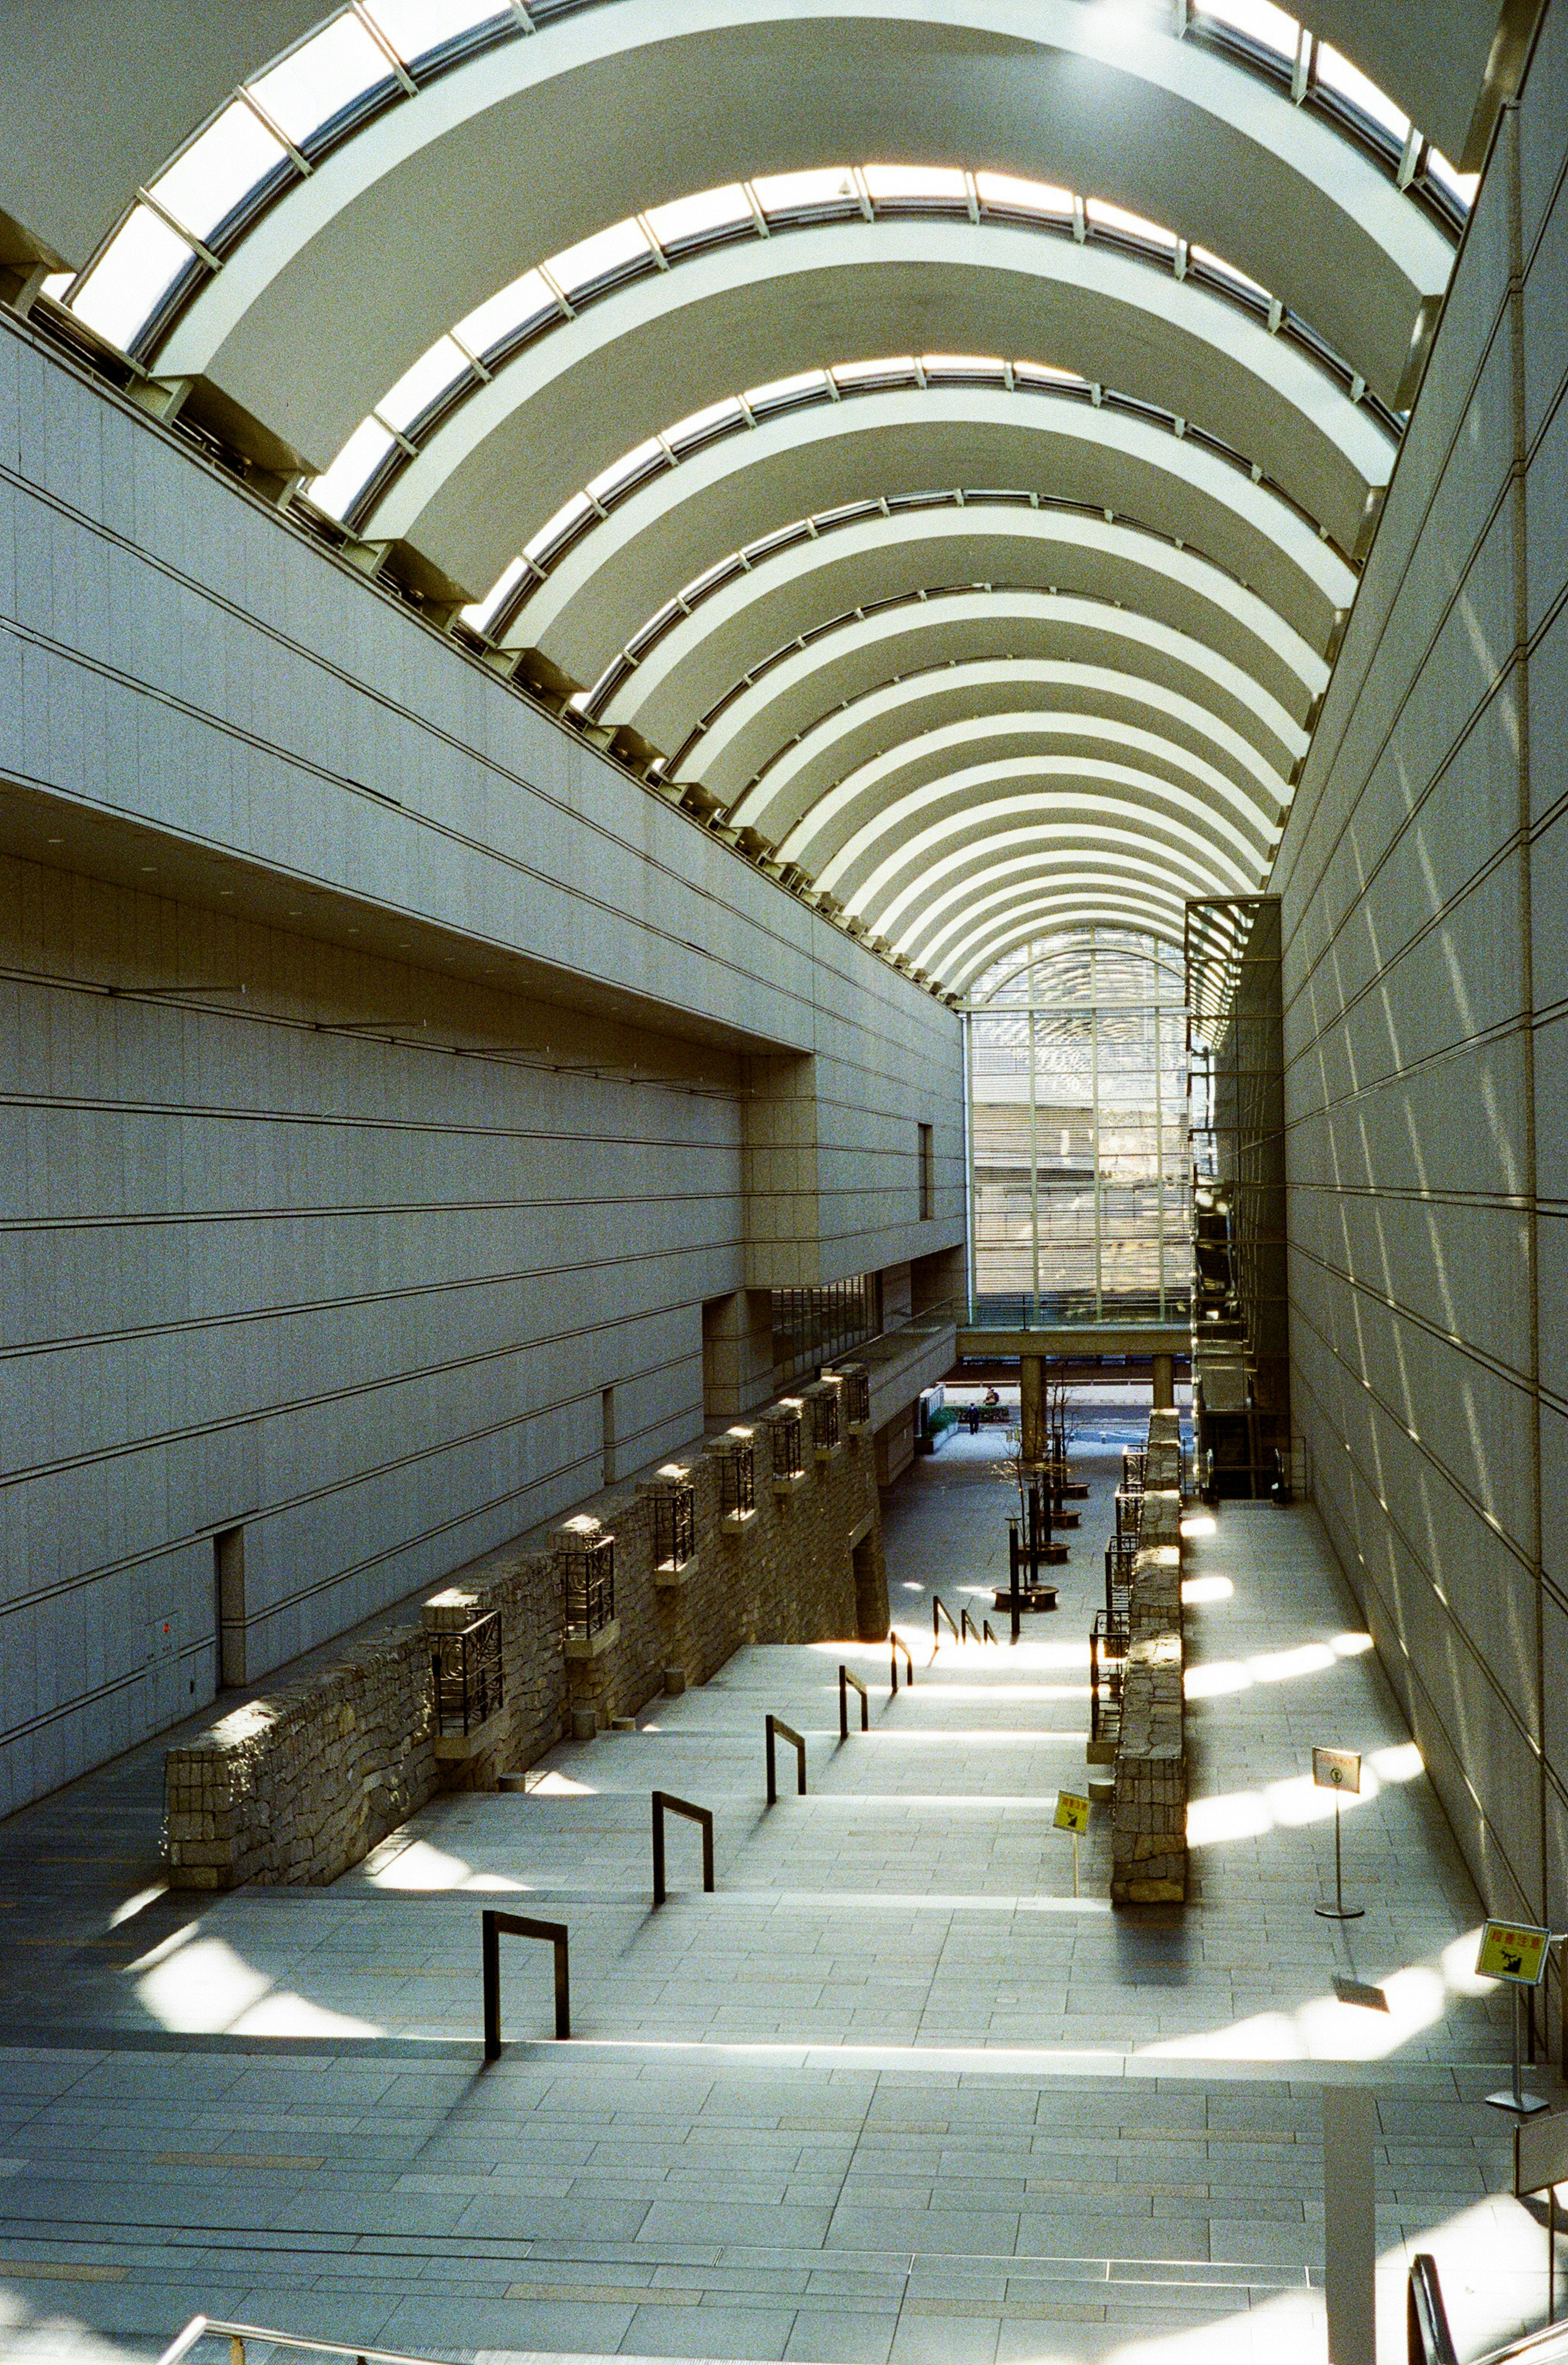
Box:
(1477, 1920, 1555, 2118)
(1055, 1791, 1090, 1898)
(1313, 1747, 1363, 1921)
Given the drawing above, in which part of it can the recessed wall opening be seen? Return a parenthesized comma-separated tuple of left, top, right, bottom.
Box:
(213, 1524, 246, 1689)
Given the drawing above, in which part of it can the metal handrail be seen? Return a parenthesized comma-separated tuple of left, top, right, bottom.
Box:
(482, 1906, 570, 2053)
(983, 1617, 998, 1645)
(765, 1712, 807, 1803)
(157, 2319, 453, 2365)
(1089, 1612, 1128, 1749)
(1407, 2256, 1458, 2365)
(932, 1593, 960, 1650)
(650, 1790, 714, 1905)
(890, 1632, 914, 1693)
(960, 1606, 980, 1645)
(839, 1664, 869, 1739)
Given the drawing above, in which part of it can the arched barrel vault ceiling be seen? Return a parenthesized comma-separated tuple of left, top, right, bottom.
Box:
(0, 0, 1505, 278)
(813, 763, 1272, 906)
(904, 855, 1194, 965)
(134, 1, 1463, 462)
(685, 592, 1310, 800)
(599, 506, 1330, 750)
(948, 899, 1192, 988)
(732, 662, 1291, 844)
(375, 223, 1392, 589)
(502, 382, 1357, 680)
(849, 800, 1255, 926)
(774, 721, 1282, 884)
(5, 0, 1521, 1002)
(916, 875, 1191, 971)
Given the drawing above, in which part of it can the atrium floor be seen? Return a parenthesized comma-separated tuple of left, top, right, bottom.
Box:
(0, 1421, 1559, 2365)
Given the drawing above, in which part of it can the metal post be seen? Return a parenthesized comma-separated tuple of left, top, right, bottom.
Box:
(651, 1793, 666, 1906)
(483, 1908, 500, 2060)
(1009, 1517, 1021, 1643)
(1323, 2087, 1376, 2365)
(766, 1712, 777, 1806)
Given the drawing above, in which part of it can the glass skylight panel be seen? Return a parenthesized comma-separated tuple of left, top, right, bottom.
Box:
(153, 101, 291, 244)
(461, 553, 527, 637)
(307, 417, 398, 519)
(922, 352, 1006, 379)
(975, 171, 1073, 218)
(363, 0, 512, 66)
(862, 165, 967, 206)
(746, 369, 830, 412)
(1086, 199, 1178, 252)
(1014, 359, 1085, 385)
(1314, 42, 1410, 143)
(247, 15, 396, 150)
(1198, 0, 1298, 60)
(1425, 146, 1479, 210)
(548, 218, 653, 299)
(456, 268, 557, 357)
(665, 395, 745, 449)
(831, 356, 917, 387)
(376, 335, 470, 432)
(1189, 243, 1272, 303)
(751, 168, 859, 220)
(522, 491, 592, 565)
(586, 436, 668, 505)
(644, 185, 753, 248)
(70, 206, 198, 352)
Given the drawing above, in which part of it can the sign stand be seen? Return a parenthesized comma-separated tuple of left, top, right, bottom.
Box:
(1055, 1791, 1089, 1897)
(1476, 1920, 1553, 2115)
(1313, 1747, 1364, 1922)
(1490, 1985, 1550, 2116)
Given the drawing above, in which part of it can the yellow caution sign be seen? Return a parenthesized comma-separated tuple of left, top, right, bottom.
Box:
(1476, 1921, 1552, 1987)
(1055, 1791, 1090, 1834)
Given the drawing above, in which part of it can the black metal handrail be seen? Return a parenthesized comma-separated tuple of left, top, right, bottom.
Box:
(932, 1593, 960, 1650)
(1089, 1612, 1128, 1749)
(983, 1617, 998, 1645)
(1407, 2256, 1457, 2365)
(482, 1907, 570, 2053)
(430, 1609, 503, 1736)
(960, 1606, 981, 1645)
(839, 1664, 869, 1739)
(890, 1632, 914, 1694)
(765, 1713, 807, 1803)
(651, 1790, 714, 1904)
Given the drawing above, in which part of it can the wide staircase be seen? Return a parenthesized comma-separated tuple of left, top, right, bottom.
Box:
(0, 1423, 1552, 2365)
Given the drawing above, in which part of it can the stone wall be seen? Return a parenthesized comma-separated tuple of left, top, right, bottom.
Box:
(165, 1374, 885, 1889)
(1110, 1408, 1188, 1905)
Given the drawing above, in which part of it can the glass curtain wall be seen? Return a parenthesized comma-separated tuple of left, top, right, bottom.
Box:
(967, 927, 1190, 1322)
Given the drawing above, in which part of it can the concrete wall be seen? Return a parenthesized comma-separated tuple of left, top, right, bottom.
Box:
(0, 307, 964, 1817)
(1272, 0, 1568, 2022)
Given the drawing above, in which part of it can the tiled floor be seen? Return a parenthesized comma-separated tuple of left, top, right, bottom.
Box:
(0, 1419, 1560, 2365)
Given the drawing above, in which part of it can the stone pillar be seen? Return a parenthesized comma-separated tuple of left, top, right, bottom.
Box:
(1020, 1355, 1046, 1465)
(702, 1290, 775, 1419)
(1152, 1352, 1175, 1410)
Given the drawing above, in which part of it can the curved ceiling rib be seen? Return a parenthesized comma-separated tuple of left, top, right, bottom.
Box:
(598, 505, 1329, 753)
(733, 661, 1292, 846)
(815, 773, 1268, 917)
(326, 207, 1394, 597)
(681, 591, 1311, 803)
(786, 729, 1281, 886)
(902, 856, 1198, 968)
(481, 369, 1357, 680)
(51, 0, 1472, 459)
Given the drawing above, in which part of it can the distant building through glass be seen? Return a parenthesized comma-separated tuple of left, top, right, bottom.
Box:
(966, 926, 1189, 1323)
